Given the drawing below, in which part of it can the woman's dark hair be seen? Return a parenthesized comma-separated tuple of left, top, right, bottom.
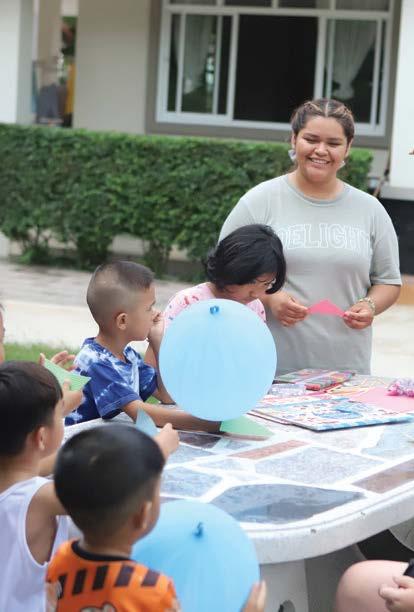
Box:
(0, 361, 62, 455)
(291, 98, 355, 144)
(205, 224, 286, 294)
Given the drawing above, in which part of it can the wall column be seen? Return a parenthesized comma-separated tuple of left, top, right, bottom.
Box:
(74, 0, 150, 133)
(0, 0, 33, 124)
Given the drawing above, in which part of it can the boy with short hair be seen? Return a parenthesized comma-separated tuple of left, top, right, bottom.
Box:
(0, 359, 178, 610)
(66, 260, 219, 432)
(46, 425, 266, 612)
(0, 361, 82, 611)
(46, 425, 180, 611)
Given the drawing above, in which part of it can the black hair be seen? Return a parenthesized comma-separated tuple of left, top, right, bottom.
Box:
(205, 224, 286, 294)
(0, 361, 62, 456)
(291, 98, 355, 144)
(54, 425, 165, 538)
(87, 260, 154, 327)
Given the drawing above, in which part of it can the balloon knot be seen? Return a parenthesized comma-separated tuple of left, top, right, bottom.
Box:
(210, 305, 219, 315)
(194, 522, 203, 537)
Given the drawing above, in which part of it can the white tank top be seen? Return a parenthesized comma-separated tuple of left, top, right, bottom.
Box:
(0, 476, 69, 611)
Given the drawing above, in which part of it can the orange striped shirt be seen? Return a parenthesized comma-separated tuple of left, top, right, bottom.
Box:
(46, 540, 179, 612)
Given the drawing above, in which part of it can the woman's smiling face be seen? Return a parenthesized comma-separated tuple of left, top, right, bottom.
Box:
(292, 116, 351, 184)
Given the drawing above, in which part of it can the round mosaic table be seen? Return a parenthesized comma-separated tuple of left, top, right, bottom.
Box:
(64, 378, 414, 611)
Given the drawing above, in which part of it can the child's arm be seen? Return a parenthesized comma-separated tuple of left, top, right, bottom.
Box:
(61, 383, 84, 417)
(39, 383, 83, 477)
(26, 482, 66, 565)
(155, 423, 180, 459)
(144, 345, 157, 368)
(122, 399, 221, 433)
(379, 574, 414, 611)
(242, 582, 267, 612)
(147, 312, 174, 404)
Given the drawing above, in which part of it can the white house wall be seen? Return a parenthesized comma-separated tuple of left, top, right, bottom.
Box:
(74, 0, 150, 134)
(37, 0, 61, 67)
(0, 0, 33, 124)
(62, 0, 78, 16)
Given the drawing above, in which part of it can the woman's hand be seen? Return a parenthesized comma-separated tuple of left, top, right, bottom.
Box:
(379, 574, 414, 611)
(268, 291, 308, 327)
(343, 303, 374, 330)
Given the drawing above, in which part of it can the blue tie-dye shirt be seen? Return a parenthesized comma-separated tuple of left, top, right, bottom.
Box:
(65, 338, 158, 425)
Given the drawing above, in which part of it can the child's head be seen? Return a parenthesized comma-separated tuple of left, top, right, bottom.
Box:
(0, 361, 63, 457)
(205, 224, 286, 303)
(87, 260, 156, 340)
(54, 425, 165, 543)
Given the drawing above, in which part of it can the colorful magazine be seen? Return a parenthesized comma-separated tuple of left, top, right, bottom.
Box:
(274, 369, 355, 390)
(250, 397, 412, 431)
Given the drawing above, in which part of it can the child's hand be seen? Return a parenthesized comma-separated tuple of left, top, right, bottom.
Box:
(147, 311, 164, 347)
(39, 350, 76, 370)
(379, 574, 414, 611)
(242, 582, 267, 612)
(155, 423, 179, 459)
(62, 381, 83, 417)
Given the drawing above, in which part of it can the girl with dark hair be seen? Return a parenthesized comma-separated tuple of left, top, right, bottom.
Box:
(220, 98, 401, 375)
(162, 224, 286, 329)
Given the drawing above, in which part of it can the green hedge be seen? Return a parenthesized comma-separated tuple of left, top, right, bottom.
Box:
(0, 124, 373, 272)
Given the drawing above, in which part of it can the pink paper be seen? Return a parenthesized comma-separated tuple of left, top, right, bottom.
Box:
(308, 299, 345, 317)
(352, 387, 414, 413)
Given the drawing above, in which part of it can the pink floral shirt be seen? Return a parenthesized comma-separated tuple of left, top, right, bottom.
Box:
(164, 283, 266, 329)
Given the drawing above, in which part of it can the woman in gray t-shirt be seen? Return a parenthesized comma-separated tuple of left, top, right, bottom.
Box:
(220, 98, 401, 375)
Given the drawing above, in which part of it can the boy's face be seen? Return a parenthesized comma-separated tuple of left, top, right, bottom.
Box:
(43, 398, 65, 455)
(125, 285, 157, 341)
(142, 476, 162, 538)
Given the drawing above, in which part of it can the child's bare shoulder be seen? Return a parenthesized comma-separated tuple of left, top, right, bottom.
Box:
(26, 481, 66, 564)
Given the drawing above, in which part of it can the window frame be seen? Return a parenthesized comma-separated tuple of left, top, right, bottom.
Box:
(157, 0, 394, 136)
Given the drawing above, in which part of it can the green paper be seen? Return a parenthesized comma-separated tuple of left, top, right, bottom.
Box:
(44, 359, 90, 391)
(220, 415, 272, 437)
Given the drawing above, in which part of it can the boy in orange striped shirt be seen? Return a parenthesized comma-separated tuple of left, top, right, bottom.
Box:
(46, 425, 179, 611)
(46, 425, 267, 612)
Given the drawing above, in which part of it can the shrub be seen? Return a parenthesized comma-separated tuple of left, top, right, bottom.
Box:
(0, 124, 373, 272)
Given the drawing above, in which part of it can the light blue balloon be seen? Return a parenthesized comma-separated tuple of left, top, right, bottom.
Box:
(159, 299, 277, 421)
(132, 500, 259, 612)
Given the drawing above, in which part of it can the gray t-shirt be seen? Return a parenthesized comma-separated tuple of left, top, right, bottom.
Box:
(220, 174, 401, 375)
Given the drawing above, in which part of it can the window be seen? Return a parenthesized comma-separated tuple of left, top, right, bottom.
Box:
(158, 0, 394, 136)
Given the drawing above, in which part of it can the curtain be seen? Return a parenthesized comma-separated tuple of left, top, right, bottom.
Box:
(332, 19, 376, 100)
(183, 15, 215, 95)
(331, 0, 387, 100)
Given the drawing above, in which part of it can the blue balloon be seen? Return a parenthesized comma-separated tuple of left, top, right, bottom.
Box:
(159, 299, 277, 421)
(132, 500, 259, 612)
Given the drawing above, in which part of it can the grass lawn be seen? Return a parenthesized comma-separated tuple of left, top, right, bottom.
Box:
(4, 343, 79, 362)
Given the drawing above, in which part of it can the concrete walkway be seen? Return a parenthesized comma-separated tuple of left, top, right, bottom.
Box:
(1, 260, 413, 377)
(0, 260, 188, 352)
